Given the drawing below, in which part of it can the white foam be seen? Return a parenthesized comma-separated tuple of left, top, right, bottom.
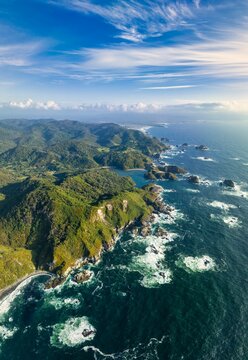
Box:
(223, 216, 241, 228)
(222, 184, 248, 199)
(188, 176, 213, 187)
(48, 297, 81, 310)
(207, 201, 237, 211)
(160, 145, 181, 159)
(50, 317, 96, 348)
(139, 126, 152, 134)
(230, 157, 240, 161)
(152, 208, 184, 225)
(130, 233, 176, 288)
(193, 157, 216, 162)
(182, 255, 216, 272)
(210, 214, 241, 228)
(0, 275, 42, 318)
(243, 163, 248, 166)
(185, 189, 200, 193)
(140, 269, 172, 288)
(0, 325, 17, 341)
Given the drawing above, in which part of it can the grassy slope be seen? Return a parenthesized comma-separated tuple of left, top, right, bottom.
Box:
(0, 120, 165, 289)
(0, 170, 154, 288)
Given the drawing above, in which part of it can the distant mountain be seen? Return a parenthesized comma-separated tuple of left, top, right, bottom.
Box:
(0, 120, 167, 174)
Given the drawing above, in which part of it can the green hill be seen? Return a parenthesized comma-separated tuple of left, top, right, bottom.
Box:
(0, 120, 167, 174)
(0, 120, 166, 289)
(0, 169, 155, 289)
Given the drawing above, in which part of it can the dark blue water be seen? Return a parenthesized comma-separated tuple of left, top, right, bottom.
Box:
(0, 121, 248, 360)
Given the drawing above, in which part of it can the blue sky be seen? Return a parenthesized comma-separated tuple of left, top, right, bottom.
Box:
(0, 0, 248, 119)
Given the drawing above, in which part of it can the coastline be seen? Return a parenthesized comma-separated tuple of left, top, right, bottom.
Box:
(0, 271, 52, 303)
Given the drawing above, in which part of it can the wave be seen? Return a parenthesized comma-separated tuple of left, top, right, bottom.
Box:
(160, 146, 182, 159)
(192, 156, 217, 162)
(129, 229, 177, 288)
(83, 336, 165, 359)
(178, 255, 216, 273)
(222, 183, 248, 199)
(185, 189, 200, 193)
(50, 316, 96, 348)
(0, 274, 47, 318)
(47, 297, 81, 310)
(207, 201, 237, 211)
(0, 325, 17, 341)
(210, 214, 242, 228)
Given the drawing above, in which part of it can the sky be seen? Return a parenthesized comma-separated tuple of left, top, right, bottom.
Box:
(0, 0, 248, 121)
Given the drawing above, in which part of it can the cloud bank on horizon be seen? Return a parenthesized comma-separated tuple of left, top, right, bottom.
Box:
(0, 0, 248, 119)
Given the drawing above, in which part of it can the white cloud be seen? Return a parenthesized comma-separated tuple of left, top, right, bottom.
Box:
(8, 98, 61, 110)
(1, 99, 248, 114)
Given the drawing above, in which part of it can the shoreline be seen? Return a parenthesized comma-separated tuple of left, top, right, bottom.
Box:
(0, 271, 52, 303)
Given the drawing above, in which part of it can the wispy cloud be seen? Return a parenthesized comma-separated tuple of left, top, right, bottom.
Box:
(81, 31, 248, 72)
(140, 85, 197, 90)
(0, 41, 47, 67)
(49, 0, 199, 42)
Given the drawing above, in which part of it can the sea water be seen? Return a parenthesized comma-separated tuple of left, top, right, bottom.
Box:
(0, 120, 248, 360)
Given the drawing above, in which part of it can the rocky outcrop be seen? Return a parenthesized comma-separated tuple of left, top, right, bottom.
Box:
(122, 200, 128, 212)
(158, 165, 187, 174)
(145, 164, 187, 181)
(221, 179, 235, 188)
(164, 172, 177, 180)
(106, 203, 113, 211)
(188, 175, 200, 184)
(155, 227, 168, 237)
(195, 145, 208, 151)
(73, 270, 92, 283)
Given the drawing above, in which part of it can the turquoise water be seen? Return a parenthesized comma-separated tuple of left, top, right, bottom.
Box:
(0, 121, 248, 359)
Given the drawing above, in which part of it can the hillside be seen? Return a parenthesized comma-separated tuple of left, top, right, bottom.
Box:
(0, 169, 155, 289)
(0, 120, 167, 174)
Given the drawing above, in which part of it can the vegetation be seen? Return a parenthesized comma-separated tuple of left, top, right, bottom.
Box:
(0, 120, 167, 174)
(0, 120, 165, 289)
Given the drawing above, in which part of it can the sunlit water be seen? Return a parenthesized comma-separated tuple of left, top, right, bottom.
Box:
(0, 121, 248, 360)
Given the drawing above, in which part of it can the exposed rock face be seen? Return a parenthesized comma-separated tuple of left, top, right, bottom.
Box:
(140, 225, 151, 237)
(155, 227, 168, 237)
(122, 200, 128, 212)
(95, 208, 107, 223)
(45, 276, 66, 289)
(164, 172, 177, 181)
(182, 143, 188, 147)
(73, 270, 92, 283)
(195, 145, 208, 150)
(221, 179, 235, 188)
(144, 171, 157, 180)
(106, 203, 113, 211)
(188, 175, 200, 184)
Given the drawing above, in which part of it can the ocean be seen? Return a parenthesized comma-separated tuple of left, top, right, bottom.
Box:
(0, 120, 248, 360)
